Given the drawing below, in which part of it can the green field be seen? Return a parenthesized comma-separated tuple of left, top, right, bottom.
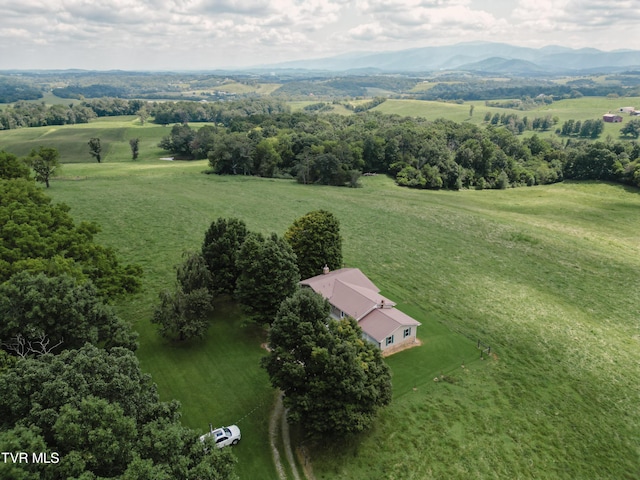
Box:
(374, 96, 640, 139)
(3, 94, 639, 153)
(30, 149, 639, 479)
(3, 113, 640, 478)
(0, 116, 172, 161)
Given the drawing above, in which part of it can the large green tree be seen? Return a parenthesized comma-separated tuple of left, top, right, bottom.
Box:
(262, 288, 392, 439)
(235, 232, 299, 324)
(0, 272, 137, 355)
(621, 118, 640, 139)
(152, 288, 212, 342)
(152, 252, 213, 342)
(0, 344, 237, 479)
(158, 123, 196, 158)
(284, 210, 343, 279)
(208, 131, 256, 175)
(0, 150, 30, 180)
(190, 124, 219, 159)
(25, 146, 60, 188)
(201, 217, 248, 295)
(0, 178, 142, 299)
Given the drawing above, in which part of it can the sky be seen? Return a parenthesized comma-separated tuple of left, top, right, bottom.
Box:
(1, 0, 640, 71)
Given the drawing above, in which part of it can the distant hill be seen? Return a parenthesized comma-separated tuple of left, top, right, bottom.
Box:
(258, 42, 640, 75)
(456, 57, 550, 75)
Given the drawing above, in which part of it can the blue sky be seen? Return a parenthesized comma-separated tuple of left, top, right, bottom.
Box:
(1, 0, 639, 70)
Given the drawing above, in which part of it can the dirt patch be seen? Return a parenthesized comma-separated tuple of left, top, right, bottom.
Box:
(268, 392, 286, 480)
(382, 338, 423, 357)
(296, 446, 317, 480)
(281, 406, 301, 480)
(269, 391, 305, 480)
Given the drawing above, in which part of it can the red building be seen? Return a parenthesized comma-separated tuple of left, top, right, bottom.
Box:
(603, 114, 623, 123)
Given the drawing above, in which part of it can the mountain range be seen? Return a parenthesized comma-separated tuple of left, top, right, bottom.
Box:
(258, 42, 640, 75)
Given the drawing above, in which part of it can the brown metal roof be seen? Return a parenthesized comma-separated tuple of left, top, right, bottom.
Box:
(300, 268, 379, 298)
(301, 268, 421, 342)
(359, 308, 421, 342)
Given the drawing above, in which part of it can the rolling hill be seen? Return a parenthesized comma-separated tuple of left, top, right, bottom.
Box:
(258, 42, 640, 75)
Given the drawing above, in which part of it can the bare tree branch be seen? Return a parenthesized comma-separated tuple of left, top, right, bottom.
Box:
(1, 333, 63, 357)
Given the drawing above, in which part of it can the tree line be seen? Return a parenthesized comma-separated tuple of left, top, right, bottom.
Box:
(0, 156, 238, 478)
(0, 78, 43, 103)
(153, 211, 343, 341)
(417, 80, 638, 101)
(0, 97, 288, 130)
(156, 110, 640, 190)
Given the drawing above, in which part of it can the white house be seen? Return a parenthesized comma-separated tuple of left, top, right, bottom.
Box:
(301, 267, 421, 354)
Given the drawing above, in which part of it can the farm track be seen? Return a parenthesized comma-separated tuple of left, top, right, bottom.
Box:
(269, 391, 304, 480)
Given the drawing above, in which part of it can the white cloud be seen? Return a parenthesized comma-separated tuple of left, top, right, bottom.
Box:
(348, 22, 387, 41)
(513, 0, 640, 32)
(345, 1, 503, 47)
(0, 0, 639, 69)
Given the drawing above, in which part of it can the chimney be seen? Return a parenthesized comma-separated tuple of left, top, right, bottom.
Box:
(380, 299, 384, 308)
(322, 265, 330, 275)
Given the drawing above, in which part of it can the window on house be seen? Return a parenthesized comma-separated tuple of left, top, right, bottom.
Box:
(340, 311, 345, 319)
(385, 335, 394, 346)
(403, 328, 411, 338)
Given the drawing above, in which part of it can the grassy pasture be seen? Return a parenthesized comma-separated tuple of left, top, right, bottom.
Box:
(4, 116, 640, 478)
(287, 101, 353, 115)
(374, 96, 640, 139)
(37, 142, 640, 480)
(0, 116, 182, 162)
(219, 82, 282, 95)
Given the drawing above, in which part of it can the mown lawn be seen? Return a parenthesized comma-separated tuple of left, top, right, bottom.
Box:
(41, 155, 640, 479)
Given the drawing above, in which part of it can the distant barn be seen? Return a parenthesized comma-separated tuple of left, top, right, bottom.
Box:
(603, 114, 623, 123)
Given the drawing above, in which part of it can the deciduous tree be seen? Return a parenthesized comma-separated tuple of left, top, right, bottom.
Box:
(88, 137, 102, 163)
(191, 124, 219, 159)
(0, 150, 30, 180)
(201, 217, 248, 295)
(158, 123, 195, 158)
(284, 210, 343, 280)
(152, 252, 213, 342)
(208, 131, 256, 174)
(621, 119, 640, 139)
(235, 232, 299, 324)
(262, 289, 392, 439)
(0, 344, 238, 479)
(0, 272, 138, 354)
(129, 138, 140, 160)
(25, 146, 60, 188)
(0, 178, 142, 299)
(136, 106, 149, 125)
(152, 287, 212, 341)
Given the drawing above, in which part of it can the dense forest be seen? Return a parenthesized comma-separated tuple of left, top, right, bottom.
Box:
(0, 97, 288, 129)
(0, 78, 42, 103)
(153, 106, 640, 190)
